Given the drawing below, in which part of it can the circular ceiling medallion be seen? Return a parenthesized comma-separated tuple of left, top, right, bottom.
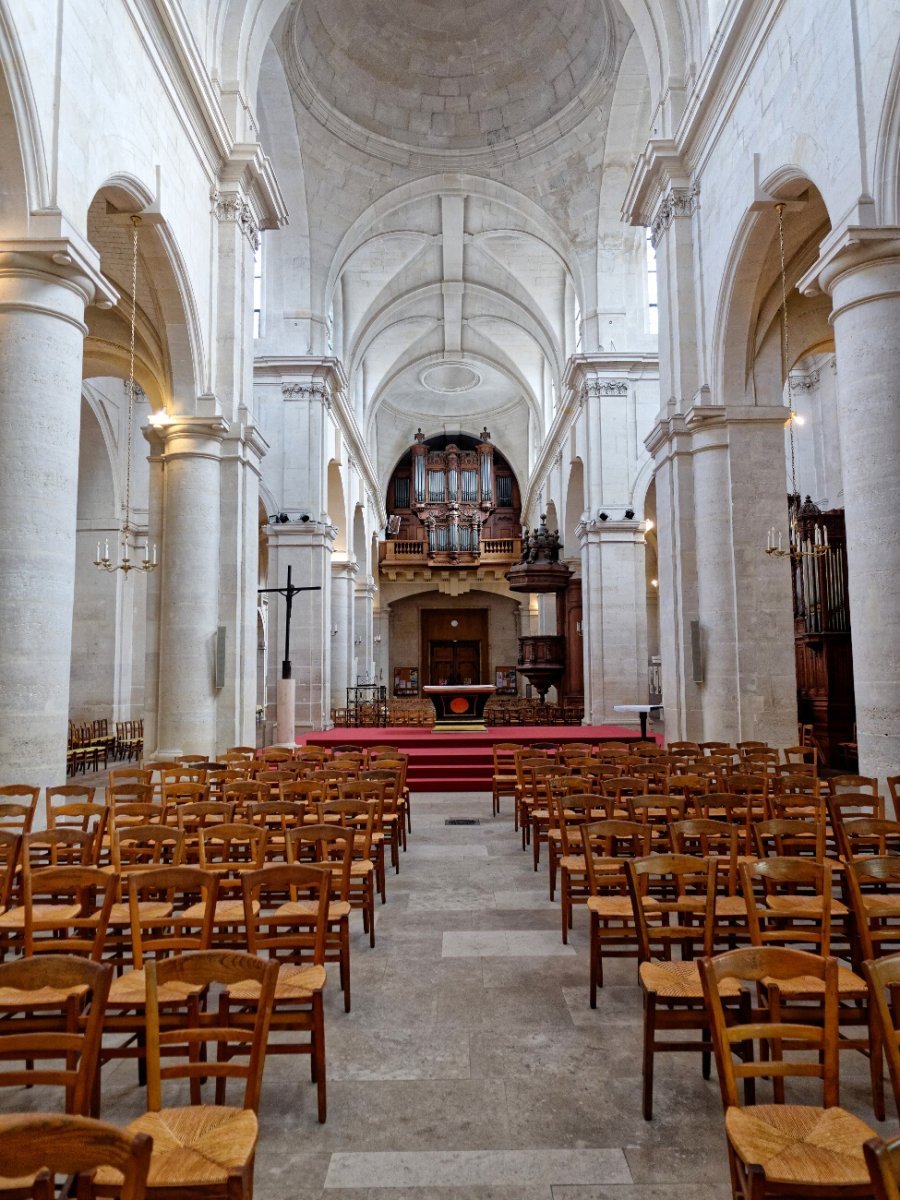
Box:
(420, 363, 482, 394)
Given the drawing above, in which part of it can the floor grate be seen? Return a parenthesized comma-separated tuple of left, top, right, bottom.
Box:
(444, 818, 481, 826)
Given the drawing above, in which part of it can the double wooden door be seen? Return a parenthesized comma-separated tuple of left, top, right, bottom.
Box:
(428, 640, 480, 686)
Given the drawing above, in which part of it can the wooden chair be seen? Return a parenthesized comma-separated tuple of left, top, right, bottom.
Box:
(699, 946, 877, 1198)
(626, 853, 732, 1119)
(360, 768, 407, 863)
(753, 817, 826, 861)
(0, 1112, 152, 1200)
(550, 793, 613, 939)
(0, 829, 22, 915)
(0, 786, 39, 833)
(317, 799, 376, 948)
(838, 818, 900, 862)
(0, 865, 115, 960)
(862, 953, 900, 1125)
(108, 769, 154, 788)
(625, 794, 687, 851)
(102, 866, 219, 1083)
(865, 1131, 900, 1200)
(581, 819, 651, 1003)
(197, 824, 267, 941)
(237, 863, 330, 1121)
(845, 857, 900, 964)
(669, 817, 748, 946)
(287, 825, 354, 1012)
(0, 955, 112, 1115)
(340, 779, 389, 903)
(23, 826, 97, 870)
(94, 950, 278, 1200)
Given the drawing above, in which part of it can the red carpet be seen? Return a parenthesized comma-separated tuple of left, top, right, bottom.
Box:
(298, 724, 652, 792)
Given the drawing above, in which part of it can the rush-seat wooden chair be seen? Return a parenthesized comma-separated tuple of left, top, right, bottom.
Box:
(863, 953, 900, 1124)
(581, 819, 651, 1004)
(626, 853, 738, 1120)
(0, 954, 112, 1115)
(237, 863, 330, 1122)
(0, 1113, 152, 1200)
(94, 950, 278, 1200)
(699, 947, 878, 1199)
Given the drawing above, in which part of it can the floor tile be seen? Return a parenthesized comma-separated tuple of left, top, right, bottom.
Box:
(324, 1148, 631, 1189)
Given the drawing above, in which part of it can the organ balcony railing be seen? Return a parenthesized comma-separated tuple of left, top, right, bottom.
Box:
(379, 536, 522, 568)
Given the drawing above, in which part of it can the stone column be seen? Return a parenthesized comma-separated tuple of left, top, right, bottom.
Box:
(153, 418, 228, 758)
(0, 245, 110, 789)
(800, 227, 900, 781)
(577, 517, 647, 726)
(354, 576, 376, 684)
(330, 559, 358, 708)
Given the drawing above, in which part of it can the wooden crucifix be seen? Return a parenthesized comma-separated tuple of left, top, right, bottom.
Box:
(258, 565, 322, 679)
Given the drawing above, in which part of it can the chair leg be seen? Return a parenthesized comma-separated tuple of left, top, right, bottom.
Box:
(313, 992, 327, 1123)
(368, 875, 375, 948)
(642, 991, 656, 1120)
(561, 874, 569, 945)
(870, 1008, 887, 1122)
(589, 911, 599, 1008)
(341, 919, 351, 1013)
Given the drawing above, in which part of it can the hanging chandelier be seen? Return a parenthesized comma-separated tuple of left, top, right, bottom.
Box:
(764, 203, 829, 562)
(94, 216, 159, 575)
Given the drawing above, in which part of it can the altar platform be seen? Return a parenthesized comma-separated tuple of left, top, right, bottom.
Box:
(298, 723, 656, 793)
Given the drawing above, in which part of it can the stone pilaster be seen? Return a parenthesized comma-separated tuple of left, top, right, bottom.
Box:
(799, 226, 900, 781)
(577, 517, 647, 726)
(0, 241, 114, 790)
(354, 576, 377, 685)
(330, 558, 358, 707)
(265, 520, 336, 734)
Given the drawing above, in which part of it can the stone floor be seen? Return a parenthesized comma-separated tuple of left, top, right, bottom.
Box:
(9, 787, 897, 1197)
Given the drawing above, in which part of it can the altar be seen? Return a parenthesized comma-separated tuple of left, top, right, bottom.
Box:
(423, 684, 496, 730)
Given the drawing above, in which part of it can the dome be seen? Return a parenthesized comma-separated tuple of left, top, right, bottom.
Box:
(284, 0, 617, 164)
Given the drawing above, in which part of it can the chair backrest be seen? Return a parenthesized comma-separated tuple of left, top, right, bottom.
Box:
(145, 950, 278, 1112)
(128, 865, 218, 966)
(0, 828, 22, 909)
(317, 798, 375, 859)
(242, 863, 330, 966)
(0, 1113, 152, 1200)
(112, 824, 184, 871)
(0, 785, 39, 832)
(22, 864, 117, 959)
(108, 768, 154, 787)
(176, 800, 236, 833)
(839, 817, 900, 861)
(287, 823, 354, 901)
(198, 822, 267, 871)
(827, 791, 885, 832)
(45, 784, 96, 817)
(626, 854, 716, 961)
(831, 774, 879, 797)
(669, 818, 739, 893)
(0, 954, 112, 1113)
(753, 817, 826, 860)
(864, 1132, 900, 1200)
(108, 783, 156, 811)
(25, 826, 96, 868)
(740, 856, 832, 954)
(699, 946, 840, 1109)
(845, 857, 900, 960)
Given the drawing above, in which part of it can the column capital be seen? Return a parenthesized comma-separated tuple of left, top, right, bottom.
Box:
(332, 558, 360, 579)
(156, 416, 230, 463)
(266, 522, 337, 551)
(255, 355, 349, 401)
(355, 579, 377, 599)
(798, 224, 900, 308)
(621, 138, 695, 233)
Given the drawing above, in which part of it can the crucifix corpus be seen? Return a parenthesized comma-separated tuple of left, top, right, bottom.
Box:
(258, 565, 322, 745)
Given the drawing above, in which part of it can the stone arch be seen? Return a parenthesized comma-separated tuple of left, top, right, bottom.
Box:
(327, 461, 348, 554)
(563, 459, 585, 555)
(0, 1, 50, 231)
(82, 177, 205, 410)
(874, 35, 900, 224)
(713, 172, 833, 406)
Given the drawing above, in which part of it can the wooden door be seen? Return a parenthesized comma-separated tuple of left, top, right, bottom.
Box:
(429, 640, 480, 686)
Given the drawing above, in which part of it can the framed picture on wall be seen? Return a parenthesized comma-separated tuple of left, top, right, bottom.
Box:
(393, 666, 418, 696)
(494, 666, 517, 694)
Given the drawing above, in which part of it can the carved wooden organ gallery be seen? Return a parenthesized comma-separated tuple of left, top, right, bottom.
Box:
(384, 429, 522, 565)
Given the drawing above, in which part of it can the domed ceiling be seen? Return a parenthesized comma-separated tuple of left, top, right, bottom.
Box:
(284, 0, 617, 164)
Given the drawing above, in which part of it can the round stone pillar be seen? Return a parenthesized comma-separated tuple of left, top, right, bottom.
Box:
(0, 252, 94, 789)
(154, 419, 227, 757)
(805, 231, 900, 781)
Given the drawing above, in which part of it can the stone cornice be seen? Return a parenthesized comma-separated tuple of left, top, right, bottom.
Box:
(217, 143, 288, 233)
(622, 140, 691, 229)
(576, 518, 646, 544)
(0, 233, 119, 308)
(797, 225, 900, 297)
